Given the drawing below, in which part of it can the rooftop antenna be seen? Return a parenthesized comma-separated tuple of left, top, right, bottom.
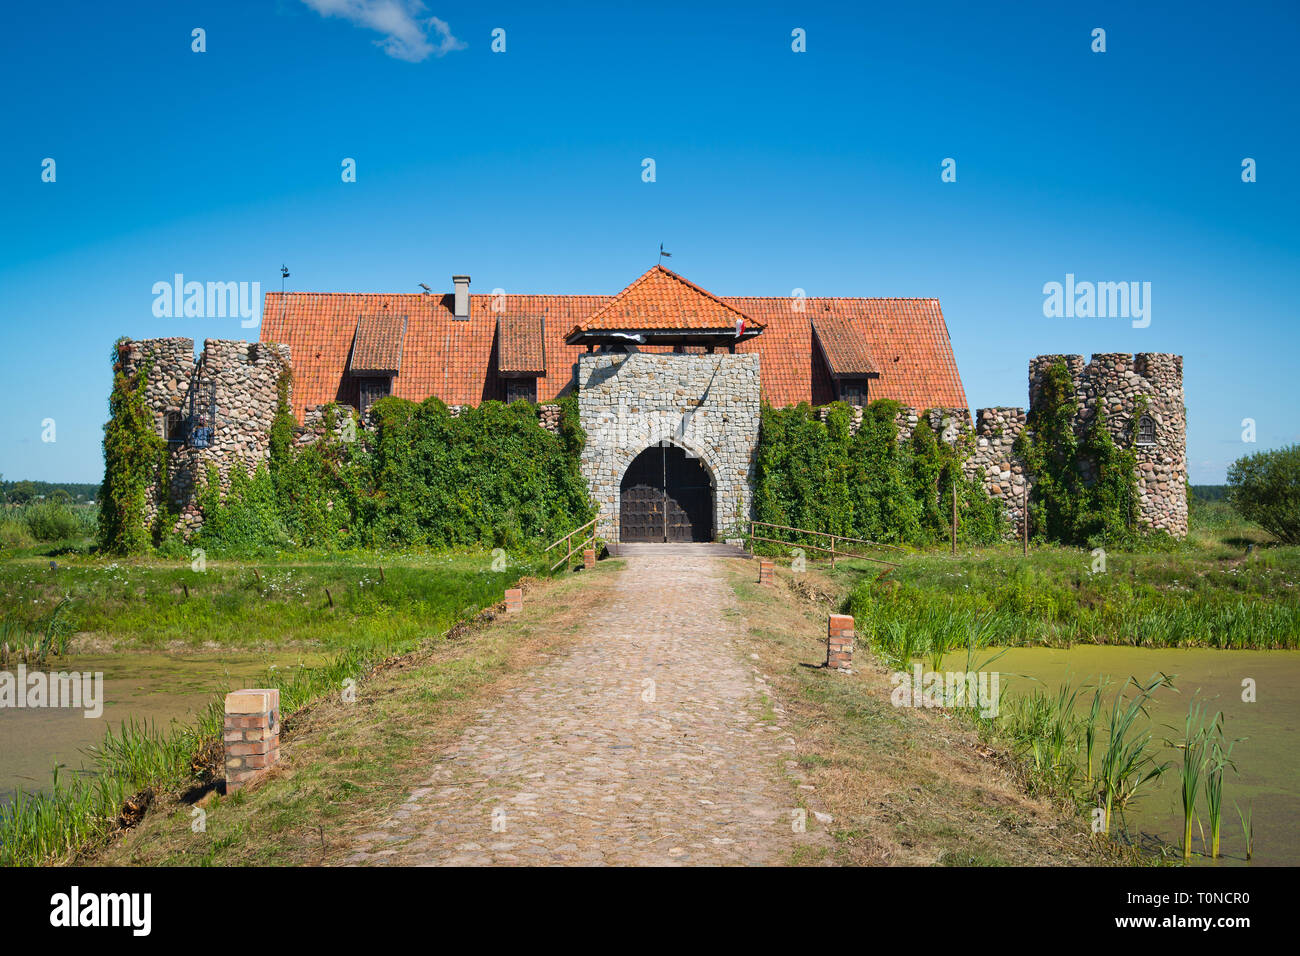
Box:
(279, 264, 290, 327)
(658, 243, 672, 268)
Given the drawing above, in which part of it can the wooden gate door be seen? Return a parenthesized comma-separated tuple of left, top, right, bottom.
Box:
(620, 447, 665, 542)
(620, 446, 713, 543)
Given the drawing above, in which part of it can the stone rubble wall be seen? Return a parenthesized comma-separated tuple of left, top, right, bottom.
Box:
(966, 407, 1029, 539)
(116, 335, 1184, 544)
(1027, 352, 1187, 537)
(577, 352, 761, 541)
(122, 337, 290, 536)
(805, 355, 1185, 541)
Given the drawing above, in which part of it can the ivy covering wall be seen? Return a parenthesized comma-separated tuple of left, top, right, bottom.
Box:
(1013, 358, 1141, 547)
(752, 400, 1004, 547)
(98, 340, 167, 554)
(192, 394, 594, 555)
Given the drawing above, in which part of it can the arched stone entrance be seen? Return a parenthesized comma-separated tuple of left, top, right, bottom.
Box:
(619, 443, 714, 542)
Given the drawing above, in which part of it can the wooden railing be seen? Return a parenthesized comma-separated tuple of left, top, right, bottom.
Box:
(544, 517, 599, 572)
(747, 520, 903, 569)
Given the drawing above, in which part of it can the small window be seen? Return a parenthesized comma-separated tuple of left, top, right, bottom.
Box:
(839, 380, 868, 406)
(505, 378, 537, 404)
(164, 410, 188, 444)
(1136, 414, 1157, 446)
(359, 376, 391, 417)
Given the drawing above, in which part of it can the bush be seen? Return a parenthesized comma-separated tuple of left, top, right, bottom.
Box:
(22, 503, 81, 541)
(0, 518, 34, 549)
(1228, 444, 1300, 544)
(193, 465, 292, 554)
(99, 340, 167, 554)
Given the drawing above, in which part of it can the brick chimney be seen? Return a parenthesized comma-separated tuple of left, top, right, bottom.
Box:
(453, 275, 470, 319)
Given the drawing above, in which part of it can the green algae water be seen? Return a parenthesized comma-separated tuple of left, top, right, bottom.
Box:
(0, 651, 320, 804)
(942, 646, 1300, 865)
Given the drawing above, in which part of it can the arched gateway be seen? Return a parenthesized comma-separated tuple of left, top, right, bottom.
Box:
(568, 267, 766, 544)
(620, 443, 713, 542)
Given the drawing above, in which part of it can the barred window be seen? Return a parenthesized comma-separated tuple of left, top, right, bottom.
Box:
(1136, 414, 1157, 446)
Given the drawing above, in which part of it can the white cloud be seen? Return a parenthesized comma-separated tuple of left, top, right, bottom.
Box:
(300, 0, 466, 62)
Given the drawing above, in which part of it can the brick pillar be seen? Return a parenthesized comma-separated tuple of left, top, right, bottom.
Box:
(504, 587, 523, 613)
(758, 559, 774, 584)
(827, 615, 854, 672)
(224, 688, 280, 792)
(583, 548, 595, 570)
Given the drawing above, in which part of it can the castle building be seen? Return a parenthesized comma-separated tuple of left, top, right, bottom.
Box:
(117, 265, 1187, 541)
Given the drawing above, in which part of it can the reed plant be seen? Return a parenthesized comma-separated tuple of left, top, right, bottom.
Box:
(1170, 700, 1214, 860)
(1204, 720, 1238, 859)
(1096, 674, 1173, 836)
(1234, 802, 1254, 861)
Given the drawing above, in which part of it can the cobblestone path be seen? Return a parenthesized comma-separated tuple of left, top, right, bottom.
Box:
(346, 551, 811, 866)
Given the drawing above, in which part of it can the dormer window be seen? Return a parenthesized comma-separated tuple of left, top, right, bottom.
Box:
(1136, 413, 1157, 446)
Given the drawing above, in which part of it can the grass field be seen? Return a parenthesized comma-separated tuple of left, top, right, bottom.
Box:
(1, 493, 1290, 866)
(830, 501, 1300, 666)
(0, 541, 551, 865)
(0, 547, 536, 652)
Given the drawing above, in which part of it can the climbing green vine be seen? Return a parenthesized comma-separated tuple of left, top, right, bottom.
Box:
(1013, 358, 1139, 546)
(98, 339, 167, 554)
(752, 400, 1003, 547)
(192, 395, 594, 555)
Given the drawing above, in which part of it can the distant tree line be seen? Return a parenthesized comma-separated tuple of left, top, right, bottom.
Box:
(1, 480, 100, 504)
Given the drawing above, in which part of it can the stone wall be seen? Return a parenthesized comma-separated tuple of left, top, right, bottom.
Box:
(965, 407, 1029, 538)
(967, 353, 1187, 539)
(577, 352, 761, 540)
(114, 334, 1184, 545)
(804, 355, 1185, 541)
(121, 337, 289, 536)
(1026, 352, 1187, 536)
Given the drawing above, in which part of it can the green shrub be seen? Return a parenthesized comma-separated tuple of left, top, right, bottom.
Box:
(364, 395, 593, 548)
(22, 502, 81, 541)
(193, 465, 291, 554)
(1228, 444, 1300, 544)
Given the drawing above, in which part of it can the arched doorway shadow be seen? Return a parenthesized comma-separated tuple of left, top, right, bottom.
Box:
(619, 443, 714, 542)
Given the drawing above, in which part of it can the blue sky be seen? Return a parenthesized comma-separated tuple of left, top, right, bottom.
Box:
(1, 0, 1296, 484)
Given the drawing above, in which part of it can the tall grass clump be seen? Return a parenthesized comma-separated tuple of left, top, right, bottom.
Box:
(1095, 674, 1172, 835)
(1171, 700, 1214, 860)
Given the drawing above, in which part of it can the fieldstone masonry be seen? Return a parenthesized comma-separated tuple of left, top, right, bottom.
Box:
(1026, 353, 1187, 537)
(965, 406, 1030, 538)
(577, 352, 761, 541)
(118, 335, 1184, 542)
(122, 337, 290, 536)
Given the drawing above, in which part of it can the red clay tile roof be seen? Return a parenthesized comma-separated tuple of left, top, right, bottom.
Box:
(497, 312, 547, 376)
(349, 313, 406, 375)
(811, 315, 880, 378)
(569, 265, 760, 336)
(260, 276, 967, 423)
